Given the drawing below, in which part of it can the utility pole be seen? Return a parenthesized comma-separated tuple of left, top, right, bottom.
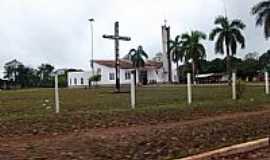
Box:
(103, 22, 131, 92)
(88, 18, 95, 78)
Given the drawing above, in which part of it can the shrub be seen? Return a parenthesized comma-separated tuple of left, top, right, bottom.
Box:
(90, 75, 101, 82)
(236, 80, 246, 99)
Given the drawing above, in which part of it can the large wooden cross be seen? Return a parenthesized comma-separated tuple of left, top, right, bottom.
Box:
(103, 22, 131, 92)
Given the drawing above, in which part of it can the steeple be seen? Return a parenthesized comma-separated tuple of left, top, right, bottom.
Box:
(161, 20, 172, 83)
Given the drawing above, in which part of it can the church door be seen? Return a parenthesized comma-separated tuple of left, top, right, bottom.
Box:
(139, 70, 148, 85)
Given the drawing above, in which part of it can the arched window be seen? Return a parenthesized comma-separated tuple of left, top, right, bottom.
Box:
(81, 78, 84, 85)
(74, 78, 77, 85)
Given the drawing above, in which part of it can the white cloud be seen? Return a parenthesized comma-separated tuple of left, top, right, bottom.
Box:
(0, 0, 268, 71)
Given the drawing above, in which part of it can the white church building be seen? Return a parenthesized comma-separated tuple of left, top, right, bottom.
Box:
(67, 58, 175, 87)
(67, 24, 177, 88)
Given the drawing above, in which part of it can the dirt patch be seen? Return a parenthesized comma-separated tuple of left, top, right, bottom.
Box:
(2, 110, 270, 160)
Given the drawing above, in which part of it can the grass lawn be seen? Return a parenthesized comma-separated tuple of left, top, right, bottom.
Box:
(1, 85, 270, 160)
(0, 85, 269, 136)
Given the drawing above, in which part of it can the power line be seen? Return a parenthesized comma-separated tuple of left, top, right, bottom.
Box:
(222, 0, 228, 17)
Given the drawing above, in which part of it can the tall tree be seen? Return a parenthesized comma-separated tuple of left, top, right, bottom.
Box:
(259, 50, 270, 71)
(181, 31, 207, 82)
(252, 0, 270, 38)
(14, 65, 39, 88)
(38, 64, 54, 87)
(169, 35, 185, 82)
(209, 16, 246, 81)
(128, 46, 149, 84)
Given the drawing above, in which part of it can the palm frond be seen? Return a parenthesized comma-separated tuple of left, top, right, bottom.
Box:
(142, 50, 149, 59)
(252, 1, 270, 15)
(231, 29, 246, 48)
(128, 49, 136, 55)
(231, 38, 238, 55)
(264, 14, 270, 38)
(209, 27, 222, 40)
(181, 33, 191, 41)
(194, 31, 207, 40)
(215, 34, 225, 55)
(230, 20, 246, 29)
(214, 15, 229, 28)
(255, 8, 270, 26)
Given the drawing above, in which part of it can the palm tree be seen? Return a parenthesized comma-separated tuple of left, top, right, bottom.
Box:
(169, 35, 185, 82)
(209, 16, 246, 81)
(181, 31, 207, 83)
(128, 45, 149, 84)
(252, 0, 270, 39)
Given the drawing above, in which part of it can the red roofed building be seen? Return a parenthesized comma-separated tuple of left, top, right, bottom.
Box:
(67, 58, 170, 87)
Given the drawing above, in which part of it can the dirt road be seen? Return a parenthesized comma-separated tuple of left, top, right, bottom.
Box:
(1, 110, 270, 160)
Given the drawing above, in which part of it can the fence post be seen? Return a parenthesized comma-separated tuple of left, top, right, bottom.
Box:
(232, 72, 237, 100)
(55, 74, 60, 113)
(265, 71, 269, 95)
(130, 71, 136, 109)
(187, 73, 192, 104)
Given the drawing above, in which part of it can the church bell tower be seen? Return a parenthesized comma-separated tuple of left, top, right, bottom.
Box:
(161, 21, 172, 83)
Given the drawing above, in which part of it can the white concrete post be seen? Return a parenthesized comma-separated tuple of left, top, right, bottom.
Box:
(265, 72, 269, 95)
(232, 72, 237, 100)
(55, 75, 60, 113)
(187, 73, 192, 104)
(130, 72, 136, 109)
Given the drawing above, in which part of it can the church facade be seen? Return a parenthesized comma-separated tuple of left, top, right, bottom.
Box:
(67, 59, 173, 88)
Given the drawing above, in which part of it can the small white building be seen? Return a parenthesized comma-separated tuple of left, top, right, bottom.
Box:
(68, 71, 91, 87)
(67, 59, 170, 88)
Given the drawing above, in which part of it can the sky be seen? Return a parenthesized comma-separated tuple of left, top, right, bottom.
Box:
(0, 0, 269, 77)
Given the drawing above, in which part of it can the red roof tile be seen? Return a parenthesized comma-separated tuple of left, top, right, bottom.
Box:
(94, 59, 162, 70)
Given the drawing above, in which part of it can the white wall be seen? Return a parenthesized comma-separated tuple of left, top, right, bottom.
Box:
(147, 69, 163, 83)
(93, 63, 133, 85)
(68, 62, 168, 87)
(67, 71, 92, 87)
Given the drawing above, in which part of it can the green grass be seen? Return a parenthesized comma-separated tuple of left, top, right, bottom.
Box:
(0, 85, 269, 119)
(0, 85, 269, 136)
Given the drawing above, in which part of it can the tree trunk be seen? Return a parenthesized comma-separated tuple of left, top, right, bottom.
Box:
(176, 61, 180, 83)
(192, 62, 196, 85)
(134, 69, 137, 86)
(226, 44, 232, 85)
(137, 68, 140, 86)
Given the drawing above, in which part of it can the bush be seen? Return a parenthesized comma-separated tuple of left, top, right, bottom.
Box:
(90, 75, 101, 82)
(236, 80, 246, 99)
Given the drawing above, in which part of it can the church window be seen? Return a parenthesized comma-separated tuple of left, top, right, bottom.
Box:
(74, 78, 77, 85)
(125, 72, 131, 80)
(109, 73, 115, 80)
(81, 78, 84, 85)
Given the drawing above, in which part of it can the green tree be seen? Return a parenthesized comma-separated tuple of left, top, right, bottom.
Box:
(199, 59, 225, 74)
(169, 35, 185, 82)
(181, 31, 207, 82)
(16, 65, 39, 88)
(259, 50, 270, 71)
(209, 16, 246, 81)
(38, 64, 54, 87)
(128, 45, 149, 84)
(239, 54, 260, 81)
(252, 0, 270, 38)
(4, 66, 15, 81)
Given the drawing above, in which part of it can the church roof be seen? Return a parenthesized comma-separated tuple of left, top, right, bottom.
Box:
(94, 59, 163, 70)
(4, 59, 23, 67)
